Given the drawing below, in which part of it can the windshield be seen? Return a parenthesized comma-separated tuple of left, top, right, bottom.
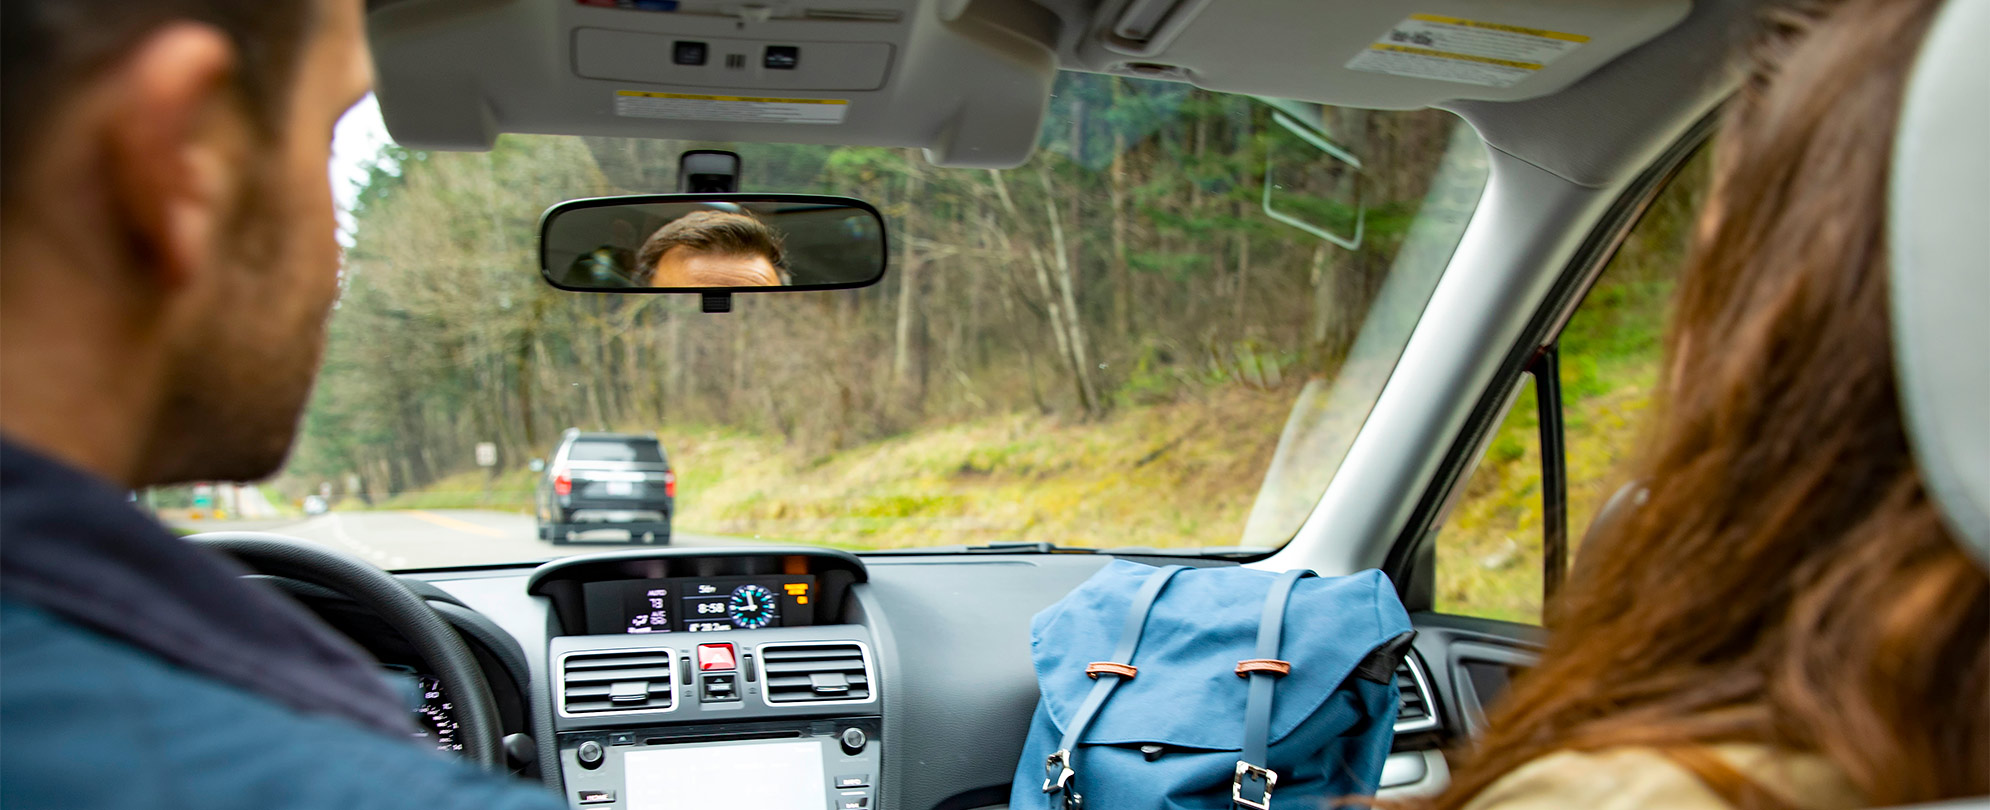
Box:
(569, 439, 664, 464)
(155, 73, 1487, 568)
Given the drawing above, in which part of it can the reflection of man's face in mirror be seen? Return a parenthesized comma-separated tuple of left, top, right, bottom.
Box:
(653, 247, 780, 288)
(636, 210, 785, 288)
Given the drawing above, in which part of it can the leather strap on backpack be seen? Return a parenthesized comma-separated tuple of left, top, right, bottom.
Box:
(1043, 564, 1188, 810)
(1233, 569, 1314, 810)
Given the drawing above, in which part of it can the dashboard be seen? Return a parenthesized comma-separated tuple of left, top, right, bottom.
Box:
(295, 547, 1537, 810)
(582, 574, 818, 634)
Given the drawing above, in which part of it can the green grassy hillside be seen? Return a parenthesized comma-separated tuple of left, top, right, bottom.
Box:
(372, 385, 1295, 551)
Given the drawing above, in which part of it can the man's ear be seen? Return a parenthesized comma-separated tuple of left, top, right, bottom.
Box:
(100, 23, 244, 290)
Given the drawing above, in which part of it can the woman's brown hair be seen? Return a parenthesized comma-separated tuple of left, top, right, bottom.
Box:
(1426, 0, 1989, 805)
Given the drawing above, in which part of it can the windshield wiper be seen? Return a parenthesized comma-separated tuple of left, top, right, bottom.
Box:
(861, 542, 1273, 558)
(859, 541, 1101, 556)
(957, 542, 1273, 557)
(959, 541, 1100, 554)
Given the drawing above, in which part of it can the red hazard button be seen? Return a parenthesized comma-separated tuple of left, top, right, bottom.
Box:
(697, 643, 737, 671)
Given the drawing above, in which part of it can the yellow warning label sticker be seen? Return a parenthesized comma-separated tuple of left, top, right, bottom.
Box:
(1347, 14, 1589, 88)
(1369, 43, 1543, 71)
(1404, 14, 1589, 42)
(613, 90, 849, 125)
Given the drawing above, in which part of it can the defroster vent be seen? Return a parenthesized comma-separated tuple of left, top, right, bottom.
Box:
(760, 642, 873, 704)
(561, 649, 675, 715)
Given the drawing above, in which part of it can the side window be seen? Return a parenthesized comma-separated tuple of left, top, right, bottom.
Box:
(1434, 149, 1710, 624)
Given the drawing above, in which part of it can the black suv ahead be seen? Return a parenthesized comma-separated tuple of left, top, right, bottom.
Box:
(534, 430, 675, 544)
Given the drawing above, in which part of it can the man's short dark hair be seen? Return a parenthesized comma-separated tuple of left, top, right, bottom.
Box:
(635, 210, 786, 276)
(1, 0, 316, 204)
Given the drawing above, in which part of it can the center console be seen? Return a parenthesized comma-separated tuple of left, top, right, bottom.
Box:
(528, 550, 879, 810)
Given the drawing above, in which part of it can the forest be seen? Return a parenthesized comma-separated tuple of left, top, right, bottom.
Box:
(275, 72, 1494, 552)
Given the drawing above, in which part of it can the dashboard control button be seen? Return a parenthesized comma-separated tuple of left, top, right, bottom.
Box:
(700, 672, 740, 702)
(578, 789, 616, 805)
(609, 732, 636, 746)
(764, 45, 799, 69)
(837, 790, 871, 809)
(697, 643, 737, 671)
(835, 775, 870, 789)
(672, 41, 707, 65)
(839, 727, 868, 755)
(575, 740, 605, 769)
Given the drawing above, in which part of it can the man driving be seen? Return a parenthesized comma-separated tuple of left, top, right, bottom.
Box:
(637, 210, 787, 288)
(0, 0, 568, 806)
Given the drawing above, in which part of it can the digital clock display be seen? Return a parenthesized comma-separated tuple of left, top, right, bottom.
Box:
(582, 575, 816, 635)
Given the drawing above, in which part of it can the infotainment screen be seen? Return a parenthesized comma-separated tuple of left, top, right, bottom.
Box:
(582, 575, 817, 634)
(623, 740, 826, 809)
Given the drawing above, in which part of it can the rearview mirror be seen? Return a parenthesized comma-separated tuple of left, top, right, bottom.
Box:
(539, 194, 888, 293)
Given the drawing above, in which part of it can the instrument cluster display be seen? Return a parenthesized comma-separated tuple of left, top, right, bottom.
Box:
(583, 575, 817, 635)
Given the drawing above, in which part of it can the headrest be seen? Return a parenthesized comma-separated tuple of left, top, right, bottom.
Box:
(1888, 0, 1990, 568)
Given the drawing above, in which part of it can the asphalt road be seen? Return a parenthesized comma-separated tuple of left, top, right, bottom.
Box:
(171, 509, 766, 570)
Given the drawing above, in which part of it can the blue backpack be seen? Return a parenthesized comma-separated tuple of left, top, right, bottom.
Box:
(1010, 560, 1414, 810)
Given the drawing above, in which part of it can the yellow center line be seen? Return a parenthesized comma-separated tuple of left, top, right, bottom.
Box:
(404, 510, 508, 538)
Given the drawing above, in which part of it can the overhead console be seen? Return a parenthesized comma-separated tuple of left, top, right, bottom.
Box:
(527, 550, 879, 809)
(367, 0, 1059, 167)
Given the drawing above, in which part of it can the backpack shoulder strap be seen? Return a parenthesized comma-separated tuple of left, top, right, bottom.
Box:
(1233, 568, 1313, 810)
(1043, 564, 1188, 810)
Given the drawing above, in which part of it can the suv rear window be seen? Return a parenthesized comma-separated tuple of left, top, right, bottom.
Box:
(568, 439, 664, 463)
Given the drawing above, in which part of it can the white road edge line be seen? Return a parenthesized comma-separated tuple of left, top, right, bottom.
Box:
(327, 513, 391, 565)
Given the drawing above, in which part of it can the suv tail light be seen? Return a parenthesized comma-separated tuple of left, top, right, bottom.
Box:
(553, 470, 572, 496)
(664, 470, 677, 498)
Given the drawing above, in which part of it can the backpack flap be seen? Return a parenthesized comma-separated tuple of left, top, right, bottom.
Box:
(1030, 560, 1412, 751)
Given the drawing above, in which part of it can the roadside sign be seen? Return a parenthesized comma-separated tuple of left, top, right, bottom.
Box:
(475, 442, 498, 468)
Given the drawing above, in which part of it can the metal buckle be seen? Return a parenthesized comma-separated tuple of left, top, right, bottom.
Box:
(1232, 761, 1277, 810)
(1042, 749, 1075, 795)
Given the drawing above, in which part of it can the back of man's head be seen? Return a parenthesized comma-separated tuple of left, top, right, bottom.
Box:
(2, 0, 315, 205)
(0, 0, 371, 488)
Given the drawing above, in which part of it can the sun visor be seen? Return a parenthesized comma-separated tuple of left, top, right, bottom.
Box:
(367, 0, 1059, 168)
(1055, 0, 1691, 110)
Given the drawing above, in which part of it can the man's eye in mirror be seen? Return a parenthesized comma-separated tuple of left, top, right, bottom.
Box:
(539, 195, 888, 293)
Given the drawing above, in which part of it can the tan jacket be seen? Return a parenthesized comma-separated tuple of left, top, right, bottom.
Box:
(1461, 744, 1861, 810)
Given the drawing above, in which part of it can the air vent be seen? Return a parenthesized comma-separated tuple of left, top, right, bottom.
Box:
(760, 643, 873, 704)
(1393, 654, 1439, 734)
(561, 649, 675, 715)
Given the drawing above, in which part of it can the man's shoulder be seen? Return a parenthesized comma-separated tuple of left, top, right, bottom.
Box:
(0, 601, 565, 810)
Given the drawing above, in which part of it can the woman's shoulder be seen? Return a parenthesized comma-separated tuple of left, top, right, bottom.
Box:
(1460, 744, 1860, 810)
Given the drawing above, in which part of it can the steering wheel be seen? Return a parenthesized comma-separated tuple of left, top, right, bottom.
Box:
(188, 532, 503, 768)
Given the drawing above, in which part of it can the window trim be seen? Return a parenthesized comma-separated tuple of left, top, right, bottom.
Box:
(1530, 343, 1569, 605)
(1386, 113, 1719, 616)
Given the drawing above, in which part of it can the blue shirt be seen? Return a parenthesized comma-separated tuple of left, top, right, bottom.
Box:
(0, 439, 567, 809)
